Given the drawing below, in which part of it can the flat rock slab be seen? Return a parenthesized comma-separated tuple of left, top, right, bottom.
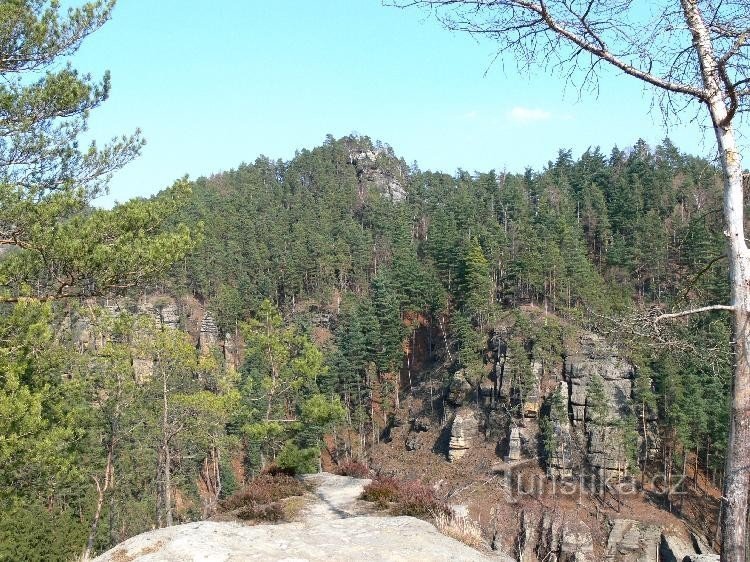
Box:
(94, 517, 500, 561)
(297, 472, 372, 519)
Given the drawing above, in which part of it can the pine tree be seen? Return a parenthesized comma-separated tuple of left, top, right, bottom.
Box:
(459, 237, 492, 328)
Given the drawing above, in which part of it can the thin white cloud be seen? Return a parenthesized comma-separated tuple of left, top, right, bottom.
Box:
(463, 110, 479, 120)
(507, 106, 552, 123)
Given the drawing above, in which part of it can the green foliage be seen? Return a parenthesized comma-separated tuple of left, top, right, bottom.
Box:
(0, 1, 196, 302)
(0, 300, 85, 505)
(507, 338, 535, 405)
(0, 6, 197, 551)
(459, 237, 492, 326)
(619, 414, 641, 473)
(276, 441, 319, 475)
(238, 300, 330, 468)
(0, 503, 88, 562)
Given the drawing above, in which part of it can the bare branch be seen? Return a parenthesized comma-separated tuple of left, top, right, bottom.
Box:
(651, 304, 735, 323)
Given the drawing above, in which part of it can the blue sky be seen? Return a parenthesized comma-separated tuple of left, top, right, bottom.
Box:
(72, 1, 733, 207)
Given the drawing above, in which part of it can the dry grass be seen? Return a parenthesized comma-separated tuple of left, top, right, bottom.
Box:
(433, 512, 485, 550)
(281, 494, 310, 520)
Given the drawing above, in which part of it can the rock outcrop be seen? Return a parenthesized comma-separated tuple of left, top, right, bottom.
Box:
(660, 533, 702, 562)
(564, 334, 635, 479)
(505, 426, 521, 461)
(95, 472, 507, 562)
(601, 520, 716, 562)
(198, 311, 219, 354)
(349, 146, 407, 202)
(546, 418, 575, 479)
(94, 517, 499, 562)
(537, 514, 594, 562)
(138, 295, 181, 330)
(604, 519, 661, 561)
(565, 334, 633, 426)
(448, 407, 480, 461)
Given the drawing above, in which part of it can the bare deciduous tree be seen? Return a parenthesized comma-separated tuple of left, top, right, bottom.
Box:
(390, 1, 750, 559)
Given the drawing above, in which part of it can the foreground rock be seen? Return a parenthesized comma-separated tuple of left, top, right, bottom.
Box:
(94, 517, 501, 562)
(95, 472, 507, 561)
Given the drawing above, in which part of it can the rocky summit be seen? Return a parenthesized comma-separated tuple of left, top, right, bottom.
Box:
(94, 473, 508, 562)
(94, 518, 499, 562)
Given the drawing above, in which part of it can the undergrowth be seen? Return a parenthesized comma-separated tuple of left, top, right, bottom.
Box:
(360, 477, 451, 518)
(220, 472, 308, 522)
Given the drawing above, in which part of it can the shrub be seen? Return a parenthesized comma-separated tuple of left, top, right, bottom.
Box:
(389, 480, 451, 518)
(262, 464, 297, 477)
(221, 473, 307, 513)
(235, 502, 285, 522)
(219, 457, 240, 499)
(335, 460, 370, 478)
(276, 442, 319, 475)
(361, 477, 450, 519)
(361, 477, 401, 506)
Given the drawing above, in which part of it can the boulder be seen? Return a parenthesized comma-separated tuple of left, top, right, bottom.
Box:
(538, 515, 593, 562)
(690, 532, 715, 556)
(660, 533, 698, 562)
(405, 435, 419, 451)
(604, 519, 661, 561)
(448, 407, 480, 462)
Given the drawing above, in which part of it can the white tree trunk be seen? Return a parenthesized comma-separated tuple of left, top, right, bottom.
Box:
(716, 122, 750, 562)
(679, 3, 750, 556)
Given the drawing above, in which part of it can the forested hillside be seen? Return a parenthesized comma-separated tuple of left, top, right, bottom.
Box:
(2, 132, 735, 560)
(169, 133, 731, 484)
